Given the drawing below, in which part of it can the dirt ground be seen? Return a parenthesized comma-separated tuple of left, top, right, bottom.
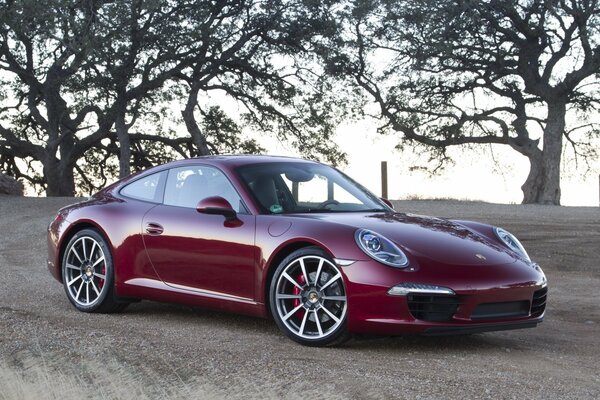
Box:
(0, 196, 599, 399)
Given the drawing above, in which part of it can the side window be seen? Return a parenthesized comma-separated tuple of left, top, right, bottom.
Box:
(163, 165, 245, 213)
(120, 171, 164, 202)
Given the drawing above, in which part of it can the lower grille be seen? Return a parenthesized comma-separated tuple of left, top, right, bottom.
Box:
(407, 294, 459, 322)
(531, 287, 547, 316)
(471, 301, 530, 320)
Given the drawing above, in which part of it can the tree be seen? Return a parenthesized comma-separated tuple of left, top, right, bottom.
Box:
(87, 0, 190, 178)
(173, 0, 346, 164)
(0, 0, 106, 196)
(0, 171, 23, 195)
(329, 0, 600, 204)
(0, 0, 347, 196)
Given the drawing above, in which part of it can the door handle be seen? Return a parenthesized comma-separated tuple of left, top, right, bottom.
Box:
(145, 222, 164, 235)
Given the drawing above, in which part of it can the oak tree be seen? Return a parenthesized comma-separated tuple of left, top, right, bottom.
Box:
(330, 0, 600, 204)
(0, 0, 346, 195)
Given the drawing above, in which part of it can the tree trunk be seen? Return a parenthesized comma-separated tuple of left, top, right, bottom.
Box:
(521, 152, 545, 204)
(115, 105, 131, 178)
(182, 85, 210, 156)
(44, 158, 75, 196)
(521, 101, 565, 205)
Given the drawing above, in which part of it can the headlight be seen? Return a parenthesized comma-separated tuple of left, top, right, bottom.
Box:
(354, 229, 409, 268)
(494, 227, 530, 261)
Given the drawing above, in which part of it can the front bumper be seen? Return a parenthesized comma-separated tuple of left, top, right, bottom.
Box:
(340, 259, 547, 336)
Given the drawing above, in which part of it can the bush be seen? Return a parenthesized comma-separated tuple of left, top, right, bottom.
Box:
(0, 172, 24, 195)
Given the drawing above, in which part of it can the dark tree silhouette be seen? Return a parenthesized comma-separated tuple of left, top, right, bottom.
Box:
(328, 0, 600, 204)
(0, 0, 346, 196)
(173, 0, 346, 164)
(0, 0, 105, 195)
(0, 171, 22, 195)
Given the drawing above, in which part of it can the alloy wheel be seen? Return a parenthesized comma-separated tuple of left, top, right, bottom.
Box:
(64, 235, 107, 307)
(274, 255, 347, 341)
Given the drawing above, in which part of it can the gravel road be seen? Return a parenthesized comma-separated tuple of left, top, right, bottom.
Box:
(0, 196, 599, 399)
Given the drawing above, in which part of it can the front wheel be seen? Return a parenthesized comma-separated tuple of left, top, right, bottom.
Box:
(62, 228, 127, 313)
(270, 247, 350, 346)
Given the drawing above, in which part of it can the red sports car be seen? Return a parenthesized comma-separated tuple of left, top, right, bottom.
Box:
(47, 156, 547, 346)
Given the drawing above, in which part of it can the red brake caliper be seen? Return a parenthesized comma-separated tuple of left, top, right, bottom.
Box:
(292, 274, 306, 319)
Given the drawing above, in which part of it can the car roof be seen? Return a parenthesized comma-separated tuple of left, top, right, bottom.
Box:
(109, 155, 319, 190)
(165, 154, 319, 169)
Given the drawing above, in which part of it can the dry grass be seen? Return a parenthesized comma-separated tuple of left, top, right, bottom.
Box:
(399, 193, 496, 203)
(0, 352, 228, 400)
(0, 361, 78, 400)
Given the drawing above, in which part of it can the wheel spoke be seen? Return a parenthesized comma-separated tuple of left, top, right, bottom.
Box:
(66, 263, 79, 271)
(93, 272, 106, 280)
(283, 303, 304, 321)
(75, 281, 84, 299)
(90, 280, 101, 297)
(319, 272, 341, 290)
(321, 304, 341, 323)
(86, 282, 90, 304)
(82, 238, 87, 260)
(67, 275, 81, 287)
(314, 258, 324, 285)
(282, 272, 303, 290)
(321, 295, 346, 301)
(314, 310, 323, 336)
(70, 247, 83, 263)
(90, 240, 98, 259)
(276, 293, 301, 300)
(299, 258, 309, 286)
(92, 256, 105, 268)
(299, 309, 309, 335)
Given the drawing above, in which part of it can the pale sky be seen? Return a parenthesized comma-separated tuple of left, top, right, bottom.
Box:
(259, 119, 600, 207)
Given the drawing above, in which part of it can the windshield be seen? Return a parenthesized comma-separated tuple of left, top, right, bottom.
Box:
(236, 162, 389, 214)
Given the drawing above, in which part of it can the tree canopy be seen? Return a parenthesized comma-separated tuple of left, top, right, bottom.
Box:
(325, 0, 600, 204)
(0, 0, 346, 196)
(2, 0, 599, 203)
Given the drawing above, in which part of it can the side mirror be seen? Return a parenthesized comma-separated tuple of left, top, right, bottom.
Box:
(196, 196, 237, 220)
(380, 198, 394, 210)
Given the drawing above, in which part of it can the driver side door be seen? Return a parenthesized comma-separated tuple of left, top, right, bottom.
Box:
(142, 165, 256, 301)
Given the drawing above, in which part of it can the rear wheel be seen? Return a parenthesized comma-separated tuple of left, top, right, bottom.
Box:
(270, 247, 350, 346)
(62, 228, 127, 313)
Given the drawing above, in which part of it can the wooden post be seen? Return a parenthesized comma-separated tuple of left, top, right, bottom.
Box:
(381, 161, 388, 199)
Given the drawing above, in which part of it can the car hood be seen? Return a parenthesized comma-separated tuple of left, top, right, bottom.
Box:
(291, 212, 516, 266)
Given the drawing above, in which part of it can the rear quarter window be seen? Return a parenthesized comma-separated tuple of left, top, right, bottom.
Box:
(120, 171, 165, 203)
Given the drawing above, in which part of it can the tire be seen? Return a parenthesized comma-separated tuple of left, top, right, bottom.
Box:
(62, 228, 128, 313)
(270, 246, 350, 346)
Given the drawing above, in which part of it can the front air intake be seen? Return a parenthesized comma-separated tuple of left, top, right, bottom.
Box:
(407, 294, 460, 322)
(531, 287, 547, 316)
(471, 301, 530, 320)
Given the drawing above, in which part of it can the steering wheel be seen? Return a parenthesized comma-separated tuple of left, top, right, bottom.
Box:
(316, 199, 340, 209)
